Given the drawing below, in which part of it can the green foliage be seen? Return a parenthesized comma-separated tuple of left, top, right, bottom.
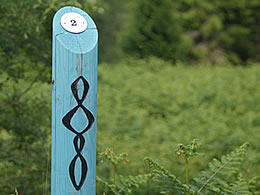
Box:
(99, 148, 128, 184)
(175, 0, 260, 64)
(97, 174, 151, 195)
(144, 157, 191, 194)
(97, 58, 260, 194)
(121, 0, 260, 64)
(121, 0, 189, 62)
(222, 174, 258, 195)
(0, 79, 51, 194)
(92, 0, 128, 63)
(176, 139, 202, 159)
(98, 141, 258, 194)
(97, 149, 150, 194)
(194, 143, 250, 193)
(99, 148, 129, 167)
(176, 139, 203, 193)
(144, 142, 257, 194)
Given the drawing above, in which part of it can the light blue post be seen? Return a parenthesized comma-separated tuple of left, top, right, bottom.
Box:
(52, 7, 98, 194)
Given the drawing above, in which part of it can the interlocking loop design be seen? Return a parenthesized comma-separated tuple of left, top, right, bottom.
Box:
(62, 76, 95, 191)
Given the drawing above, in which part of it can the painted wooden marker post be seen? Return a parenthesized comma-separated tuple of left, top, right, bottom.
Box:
(51, 7, 98, 194)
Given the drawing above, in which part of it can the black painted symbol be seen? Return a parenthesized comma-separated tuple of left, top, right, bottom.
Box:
(70, 19, 77, 26)
(62, 76, 94, 191)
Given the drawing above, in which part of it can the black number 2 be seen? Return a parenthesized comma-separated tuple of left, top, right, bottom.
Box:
(70, 20, 77, 26)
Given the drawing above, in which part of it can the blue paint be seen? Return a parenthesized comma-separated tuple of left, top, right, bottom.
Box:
(52, 6, 98, 194)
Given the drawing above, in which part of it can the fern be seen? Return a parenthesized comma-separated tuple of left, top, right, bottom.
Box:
(144, 157, 194, 194)
(97, 142, 258, 194)
(97, 174, 151, 194)
(97, 149, 151, 194)
(247, 176, 260, 194)
(97, 176, 120, 195)
(143, 142, 256, 195)
(194, 143, 250, 194)
(118, 174, 151, 194)
(221, 174, 256, 195)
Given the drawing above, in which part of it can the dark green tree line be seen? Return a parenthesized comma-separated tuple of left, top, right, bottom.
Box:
(122, 0, 260, 64)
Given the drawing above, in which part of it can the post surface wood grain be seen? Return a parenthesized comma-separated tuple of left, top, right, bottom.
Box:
(52, 6, 98, 194)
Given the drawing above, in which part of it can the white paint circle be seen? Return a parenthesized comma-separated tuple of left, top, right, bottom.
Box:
(60, 12, 87, 33)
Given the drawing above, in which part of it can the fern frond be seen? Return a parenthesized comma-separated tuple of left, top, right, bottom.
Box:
(119, 174, 151, 194)
(222, 174, 253, 195)
(247, 176, 259, 194)
(97, 174, 151, 194)
(195, 143, 250, 194)
(144, 157, 195, 194)
(97, 176, 121, 195)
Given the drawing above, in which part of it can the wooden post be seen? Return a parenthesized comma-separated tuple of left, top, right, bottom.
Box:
(51, 6, 98, 194)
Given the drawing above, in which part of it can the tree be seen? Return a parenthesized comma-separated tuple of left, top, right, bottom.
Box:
(93, 0, 129, 63)
(176, 0, 260, 64)
(121, 0, 189, 63)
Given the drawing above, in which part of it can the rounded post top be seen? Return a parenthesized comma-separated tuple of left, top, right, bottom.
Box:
(53, 6, 98, 54)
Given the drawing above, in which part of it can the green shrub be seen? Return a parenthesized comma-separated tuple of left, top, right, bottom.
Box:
(97, 140, 258, 194)
(97, 58, 260, 194)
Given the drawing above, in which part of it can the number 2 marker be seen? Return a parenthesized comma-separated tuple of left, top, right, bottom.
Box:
(61, 12, 87, 33)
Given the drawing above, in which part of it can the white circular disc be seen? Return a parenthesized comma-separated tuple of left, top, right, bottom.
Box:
(60, 12, 87, 33)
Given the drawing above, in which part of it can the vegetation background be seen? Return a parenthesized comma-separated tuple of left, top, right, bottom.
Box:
(0, 0, 259, 194)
